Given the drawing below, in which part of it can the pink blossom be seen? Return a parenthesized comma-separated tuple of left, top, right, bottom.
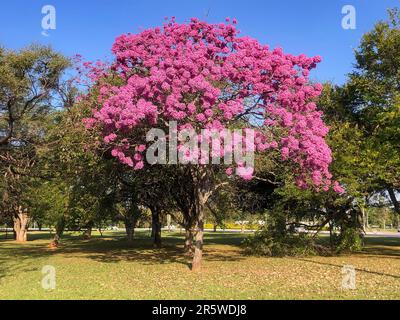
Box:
(134, 161, 144, 170)
(81, 17, 336, 191)
(333, 181, 345, 194)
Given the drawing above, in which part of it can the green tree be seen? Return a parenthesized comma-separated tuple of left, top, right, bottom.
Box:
(343, 8, 400, 213)
(0, 45, 69, 241)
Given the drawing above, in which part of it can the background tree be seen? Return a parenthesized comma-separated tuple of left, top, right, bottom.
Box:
(342, 8, 400, 213)
(0, 45, 69, 241)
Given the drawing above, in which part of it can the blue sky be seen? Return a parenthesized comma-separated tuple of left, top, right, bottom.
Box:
(0, 0, 399, 84)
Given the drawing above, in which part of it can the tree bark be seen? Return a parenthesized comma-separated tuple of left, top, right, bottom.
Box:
(50, 216, 66, 247)
(184, 228, 194, 254)
(13, 206, 30, 242)
(360, 206, 366, 233)
(176, 167, 215, 271)
(191, 214, 204, 272)
(150, 206, 162, 248)
(191, 194, 206, 272)
(82, 227, 92, 239)
(388, 188, 400, 215)
(124, 204, 140, 243)
(125, 223, 134, 243)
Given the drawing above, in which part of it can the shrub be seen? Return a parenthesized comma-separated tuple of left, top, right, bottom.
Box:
(333, 228, 363, 253)
(243, 227, 327, 257)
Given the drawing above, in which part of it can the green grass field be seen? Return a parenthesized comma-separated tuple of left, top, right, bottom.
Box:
(0, 231, 399, 300)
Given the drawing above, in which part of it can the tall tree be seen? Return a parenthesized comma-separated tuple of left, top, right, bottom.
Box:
(340, 8, 400, 213)
(81, 18, 336, 270)
(0, 45, 69, 241)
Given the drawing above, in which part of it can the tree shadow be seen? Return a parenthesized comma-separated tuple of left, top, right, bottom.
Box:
(295, 257, 400, 280)
(0, 241, 55, 279)
(0, 232, 247, 276)
(54, 234, 246, 269)
(361, 236, 400, 258)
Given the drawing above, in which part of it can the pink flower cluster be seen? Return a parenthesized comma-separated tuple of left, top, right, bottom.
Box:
(83, 17, 341, 191)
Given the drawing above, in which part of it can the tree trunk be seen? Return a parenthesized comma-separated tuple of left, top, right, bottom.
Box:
(50, 216, 66, 248)
(388, 188, 400, 215)
(125, 223, 134, 243)
(151, 206, 162, 248)
(166, 214, 172, 232)
(191, 195, 206, 272)
(360, 206, 366, 233)
(191, 215, 204, 272)
(13, 206, 30, 242)
(82, 227, 92, 239)
(177, 168, 215, 271)
(124, 204, 140, 243)
(184, 228, 194, 254)
(328, 221, 334, 250)
(213, 224, 217, 232)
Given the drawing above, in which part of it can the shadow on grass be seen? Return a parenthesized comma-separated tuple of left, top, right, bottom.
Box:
(293, 236, 400, 280)
(0, 239, 55, 279)
(296, 257, 400, 280)
(2, 231, 398, 280)
(0, 231, 247, 275)
(57, 232, 246, 269)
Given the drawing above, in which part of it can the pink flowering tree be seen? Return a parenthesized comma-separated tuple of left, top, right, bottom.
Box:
(82, 17, 340, 271)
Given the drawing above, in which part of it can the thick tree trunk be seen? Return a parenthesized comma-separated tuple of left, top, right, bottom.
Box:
(182, 209, 195, 254)
(50, 216, 66, 248)
(184, 228, 194, 254)
(124, 204, 140, 243)
(388, 188, 400, 215)
(82, 227, 92, 239)
(151, 206, 162, 248)
(81, 220, 94, 239)
(177, 168, 215, 271)
(13, 207, 30, 242)
(191, 196, 206, 272)
(125, 223, 134, 243)
(191, 214, 204, 272)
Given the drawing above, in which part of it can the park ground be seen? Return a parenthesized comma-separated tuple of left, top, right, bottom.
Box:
(0, 231, 399, 300)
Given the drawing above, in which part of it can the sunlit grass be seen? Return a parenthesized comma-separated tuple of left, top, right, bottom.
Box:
(0, 231, 399, 300)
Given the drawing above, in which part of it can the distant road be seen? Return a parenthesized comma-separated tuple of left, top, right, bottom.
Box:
(363, 231, 400, 238)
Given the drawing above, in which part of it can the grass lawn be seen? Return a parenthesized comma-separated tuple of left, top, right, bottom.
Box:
(0, 230, 399, 300)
